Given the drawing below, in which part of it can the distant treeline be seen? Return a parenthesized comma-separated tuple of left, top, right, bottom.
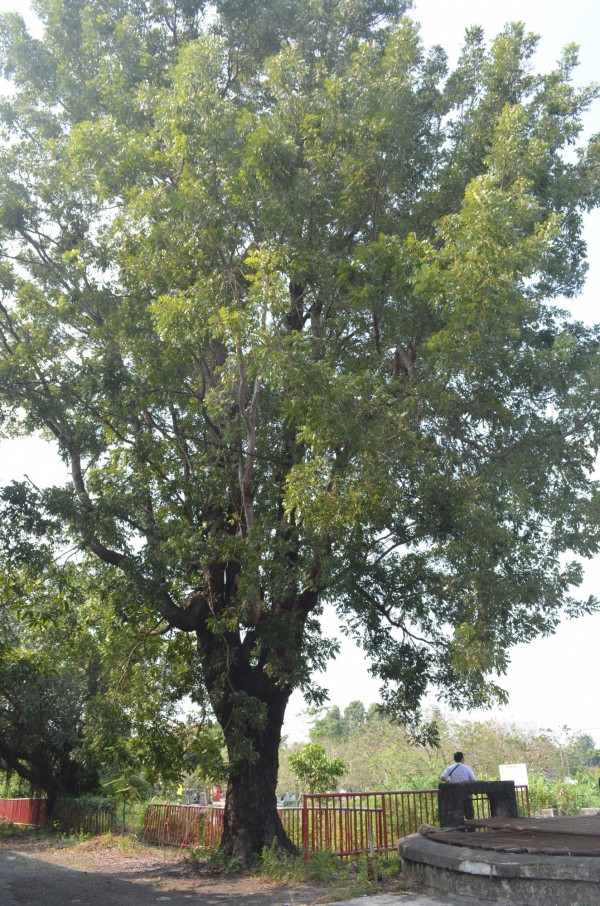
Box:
(277, 702, 600, 802)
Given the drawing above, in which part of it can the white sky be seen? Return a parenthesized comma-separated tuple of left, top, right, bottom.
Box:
(0, 0, 599, 747)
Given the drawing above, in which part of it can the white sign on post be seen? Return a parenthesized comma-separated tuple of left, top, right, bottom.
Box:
(499, 763, 529, 787)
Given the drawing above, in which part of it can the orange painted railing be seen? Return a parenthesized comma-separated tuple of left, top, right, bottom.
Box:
(142, 786, 530, 859)
(0, 798, 47, 826)
(142, 803, 225, 847)
(302, 789, 439, 858)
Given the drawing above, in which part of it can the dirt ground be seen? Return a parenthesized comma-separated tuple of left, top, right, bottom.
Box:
(0, 835, 409, 906)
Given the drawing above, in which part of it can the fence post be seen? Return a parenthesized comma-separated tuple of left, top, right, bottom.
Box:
(380, 792, 388, 852)
(302, 796, 309, 863)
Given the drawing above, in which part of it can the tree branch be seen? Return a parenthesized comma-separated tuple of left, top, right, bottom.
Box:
(237, 352, 260, 534)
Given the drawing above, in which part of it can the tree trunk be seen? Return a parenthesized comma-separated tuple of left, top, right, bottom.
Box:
(28, 744, 99, 813)
(217, 681, 297, 862)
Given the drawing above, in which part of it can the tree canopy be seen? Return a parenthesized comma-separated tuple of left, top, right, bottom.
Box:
(0, 483, 204, 804)
(0, 0, 599, 860)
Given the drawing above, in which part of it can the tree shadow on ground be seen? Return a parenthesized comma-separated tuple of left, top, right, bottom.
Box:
(0, 850, 325, 905)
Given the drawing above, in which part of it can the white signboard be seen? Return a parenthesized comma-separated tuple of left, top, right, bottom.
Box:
(499, 763, 529, 787)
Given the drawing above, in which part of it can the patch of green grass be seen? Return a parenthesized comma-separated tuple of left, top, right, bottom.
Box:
(258, 844, 405, 900)
(0, 822, 57, 843)
(204, 849, 243, 875)
(116, 832, 145, 854)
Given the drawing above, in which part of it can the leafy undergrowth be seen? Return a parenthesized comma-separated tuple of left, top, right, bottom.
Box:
(185, 844, 412, 902)
(255, 846, 411, 902)
(0, 819, 55, 843)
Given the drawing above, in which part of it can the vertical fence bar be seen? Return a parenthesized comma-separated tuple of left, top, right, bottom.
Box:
(379, 793, 387, 852)
(302, 795, 309, 863)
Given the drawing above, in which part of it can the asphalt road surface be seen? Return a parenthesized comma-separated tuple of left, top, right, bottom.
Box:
(0, 850, 289, 906)
(0, 849, 494, 906)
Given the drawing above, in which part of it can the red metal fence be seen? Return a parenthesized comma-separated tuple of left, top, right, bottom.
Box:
(0, 785, 531, 850)
(302, 789, 439, 858)
(143, 785, 530, 859)
(143, 804, 225, 847)
(0, 798, 47, 826)
(301, 786, 530, 858)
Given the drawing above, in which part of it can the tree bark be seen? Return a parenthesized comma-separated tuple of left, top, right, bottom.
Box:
(214, 678, 297, 861)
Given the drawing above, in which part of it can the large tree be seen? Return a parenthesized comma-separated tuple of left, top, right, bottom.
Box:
(0, 0, 599, 860)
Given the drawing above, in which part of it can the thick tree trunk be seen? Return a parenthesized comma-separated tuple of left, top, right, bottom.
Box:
(32, 746, 99, 813)
(191, 563, 320, 863)
(217, 682, 297, 862)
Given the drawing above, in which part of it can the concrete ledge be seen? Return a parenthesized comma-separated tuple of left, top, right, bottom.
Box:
(398, 833, 600, 905)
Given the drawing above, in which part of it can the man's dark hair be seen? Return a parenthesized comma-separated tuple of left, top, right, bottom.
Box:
(453, 752, 464, 762)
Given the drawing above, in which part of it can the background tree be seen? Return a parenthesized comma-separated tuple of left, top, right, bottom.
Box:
(0, 0, 599, 862)
(0, 485, 199, 805)
(278, 705, 600, 796)
(310, 705, 345, 742)
(311, 700, 368, 742)
(288, 742, 347, 793)
(0, 483, 98, 805)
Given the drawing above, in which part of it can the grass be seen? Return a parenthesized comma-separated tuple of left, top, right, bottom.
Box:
(256, 843, 408, 901)
(0, 819, 57, 842)
(182, 838, 409, 901)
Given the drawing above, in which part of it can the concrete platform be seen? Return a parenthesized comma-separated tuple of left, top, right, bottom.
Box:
(340, 895, 492, 906)
(398, 832, 600, 905)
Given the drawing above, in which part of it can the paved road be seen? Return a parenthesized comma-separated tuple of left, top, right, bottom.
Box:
(0, 850, 297, 906)
(0, 850, 493, 906)
(0, 850, 195, 906)
(335, 896, 492, 906)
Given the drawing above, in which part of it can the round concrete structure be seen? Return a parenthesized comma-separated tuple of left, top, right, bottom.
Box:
(399, 833, 600, 905)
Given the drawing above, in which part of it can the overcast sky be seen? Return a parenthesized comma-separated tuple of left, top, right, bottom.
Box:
(0, 0, 599, 749)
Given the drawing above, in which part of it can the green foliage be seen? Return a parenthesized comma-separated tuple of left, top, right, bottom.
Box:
(528, 772, 600, 815)
(281, 705, 600, 801)
(0, 821, 52, 842)
(310, 700, 367, 742)
(564, 732, 600, 770)
(181, 717, 229, 787)
(0, 0, 599, 860)
(0, 560, 103, 801)
(205, 849, 243, 875)
(259, 843, 300, 882)
(288, 742, 347, 793)
(53, 796, 116, 814)
(259, 845, 400, 900)
(0, 538, 205, 800)
(260, 845, 345, 883)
